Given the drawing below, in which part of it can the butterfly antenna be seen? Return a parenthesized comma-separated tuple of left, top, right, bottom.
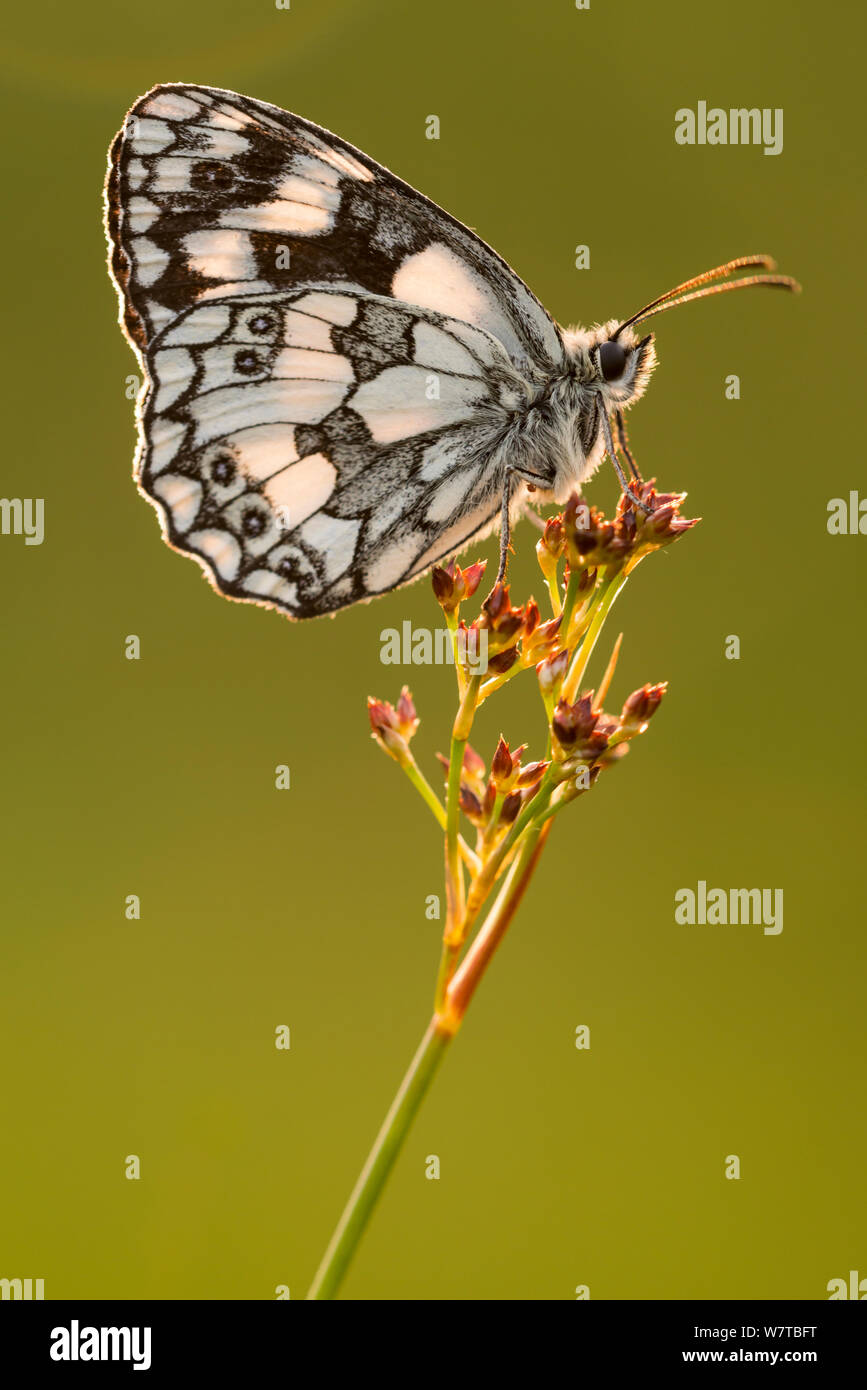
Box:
(614, 255, 800, 335)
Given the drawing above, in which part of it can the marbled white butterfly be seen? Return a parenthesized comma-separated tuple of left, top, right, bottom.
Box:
(105, 84, 798, 619)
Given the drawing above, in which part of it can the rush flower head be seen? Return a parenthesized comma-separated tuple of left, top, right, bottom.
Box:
(520, 611, 563, 667)
(536, 647, 570, 702)
(535, 516, 566, 586)
(463, 582, 539, 675)
(489, 736, 543, 796)
(559, 483, 698, 578)
(616, 483, 698, 572)
(490, 735, 518, 792)
(367, 685, 419, 764)
(551, 692, 610, 762)
(563, 493, 631, 572)
(368, 489, 694, 1036)
(478, 582, 526, 644)
(619, 681, 667, 736)
(431, 558, 487, 615)
(437, 741, 487, 810)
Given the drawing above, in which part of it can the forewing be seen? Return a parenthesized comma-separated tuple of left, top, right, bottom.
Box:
(138, 287, 525, 617)
(105, 83, 565, 377)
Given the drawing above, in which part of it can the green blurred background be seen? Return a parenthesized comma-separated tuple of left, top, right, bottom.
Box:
(1, 0, 863, 1301)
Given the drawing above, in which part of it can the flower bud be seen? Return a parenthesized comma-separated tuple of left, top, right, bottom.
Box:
(431, 559, 487, 614)
(537, 647, 570, 702)
(620, 682, 667, 737)
(491, 735, 514, 787)
(367, 690, 419, 764)
(459, 784, 485, 825)
(486, 646, 520, 676)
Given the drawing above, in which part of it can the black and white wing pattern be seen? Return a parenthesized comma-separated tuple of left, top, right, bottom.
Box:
(106, 83, 566, 378)
(105, 84, 571, 617)
(139, 287, 530, 617)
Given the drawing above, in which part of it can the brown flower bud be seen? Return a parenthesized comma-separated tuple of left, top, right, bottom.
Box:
(538, 515, 565, 561)
(460, 561, 487, 599)
(480, 583, 524, 640)
(500, 789, 525, 824)
(552, 693, 611, 760)
(491, 735, 514, 785)
(367, 691, 418, 764)
(537, 647, 570, 701)
(462, 742, 487, 785)
(523, 614, 563, 666)
(486, 646, 520, 676)
(431, 558, 487, 614)
(431, 565, 454, 605)
(516, 759, 549, 788)
(459, 784, 485, 825)
(488, 736, 529, 795)
(395, 686, 419, 739)
(620, 681, 667, 736)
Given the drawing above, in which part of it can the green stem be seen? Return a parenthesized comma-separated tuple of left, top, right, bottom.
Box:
(560, 564, 591, 637)
(543, 568, 562, 618)
(562, 570, 628, 703)
(401, 756, 481, 874)
(442, 675, 482, 969)
(402, 756, 450, 825)
(444, 820, 552, 1026)
(306, 1019, 452, 1300)
(433, 939, 457, 1016)
(444, 609, 465, 698)
(309, 811, 553, 1300)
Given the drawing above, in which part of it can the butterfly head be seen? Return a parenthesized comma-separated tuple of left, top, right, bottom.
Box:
(565, 255, 800, 415)
(562, 321, 657, 410)
(592, 322, 656, 408)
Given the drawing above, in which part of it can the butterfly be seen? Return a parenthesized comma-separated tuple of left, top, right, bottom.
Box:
(105, 84, 798, 619)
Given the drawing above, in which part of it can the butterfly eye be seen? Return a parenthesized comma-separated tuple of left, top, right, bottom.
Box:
(598, 340, 628, 382)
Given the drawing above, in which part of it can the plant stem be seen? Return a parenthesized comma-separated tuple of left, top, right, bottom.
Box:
(401, 756, 481, 873)
(444, 609, 466, 699)
(543, 567, 562, 617)
(560, 564, 591, 637)
(562, 571, 628, 703)
(438, 674, 482, 1008)
(306, 1018, 452, 1300)
(308, 815, 553, 1299)
(443, 820, 552, 1027)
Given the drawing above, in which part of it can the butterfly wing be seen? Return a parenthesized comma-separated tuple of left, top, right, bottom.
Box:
(138, 286, 530, 617)
(105, 83, 565, 378)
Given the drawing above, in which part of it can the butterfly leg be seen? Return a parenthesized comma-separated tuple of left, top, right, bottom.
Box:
(496, 470, 516, 585)
(614, 409, 643, 482)
(495, 467, 550, 584)
(599, 409, 652, 514)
